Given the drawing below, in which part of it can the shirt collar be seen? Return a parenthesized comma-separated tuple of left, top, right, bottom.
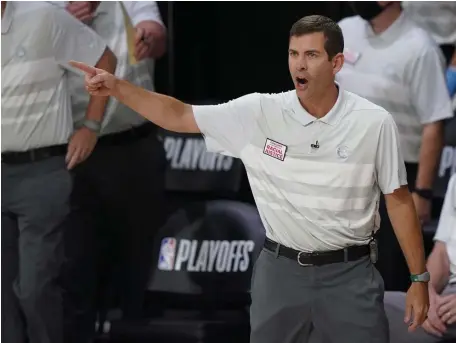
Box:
(290, 83, 345, 127)
(365, 11, 406, 45)
(2, 2, 14, 35)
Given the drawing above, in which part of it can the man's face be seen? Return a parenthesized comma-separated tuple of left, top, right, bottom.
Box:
(288, 32, 343, 100)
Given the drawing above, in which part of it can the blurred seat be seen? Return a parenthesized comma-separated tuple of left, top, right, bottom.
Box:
(108, 200, 265, 343)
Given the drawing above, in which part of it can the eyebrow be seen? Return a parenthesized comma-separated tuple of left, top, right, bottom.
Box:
(288, 49, 321, 54)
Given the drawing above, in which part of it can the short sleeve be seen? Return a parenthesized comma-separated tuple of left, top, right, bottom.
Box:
(192, 93, 262, 158)
(375, 114, 408, 194)
(406, 47, 454, 124)
(124, 1, 164, 27)
(434, 174, 456, 243)
(50, 7, 107, 71)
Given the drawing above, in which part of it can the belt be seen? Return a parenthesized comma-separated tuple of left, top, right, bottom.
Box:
(264, 238, 370, 266)
(2, 144, 67, 165)
(97, 122, 156, 147)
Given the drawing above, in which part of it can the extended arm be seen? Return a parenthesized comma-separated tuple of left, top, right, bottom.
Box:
(70, 60, 262, 157)
(112, 78, 199, 133)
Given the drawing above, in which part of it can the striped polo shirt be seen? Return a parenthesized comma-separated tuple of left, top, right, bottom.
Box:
(193, 88, 407, 252)
(1, 1, 107, 153)
(51, 1, 163, 135)
(336, 13, 454, 164)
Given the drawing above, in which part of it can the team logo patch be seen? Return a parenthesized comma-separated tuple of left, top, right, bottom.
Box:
(158, 237, 177, 271)
(263, 139, 287, 161)
(337, 145, 350, 159)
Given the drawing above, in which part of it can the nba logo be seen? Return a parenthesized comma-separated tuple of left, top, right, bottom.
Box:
(158, 237, 177, 271)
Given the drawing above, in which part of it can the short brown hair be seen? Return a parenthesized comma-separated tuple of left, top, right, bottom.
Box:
(290, 15, 344, 60)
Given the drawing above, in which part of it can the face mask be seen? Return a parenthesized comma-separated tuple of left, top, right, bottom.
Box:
(349, 1, 389, 21)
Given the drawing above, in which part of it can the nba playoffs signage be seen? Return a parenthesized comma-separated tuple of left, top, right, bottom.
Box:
(158, 238, 255, 272)
(158, 129, 243, 192)
(434, 116, 456, 198)
(435, 145, 456, 198)
(147, 201, 265, 294)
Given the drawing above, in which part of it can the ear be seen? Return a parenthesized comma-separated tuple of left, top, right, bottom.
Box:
(332, 52, 344, 75)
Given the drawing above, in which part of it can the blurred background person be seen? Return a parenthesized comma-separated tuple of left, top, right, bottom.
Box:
(384, 173, 456, 343)
(403, 1, 456, 108)
(1, 1, 115, 343)
(402, 1, 456, 66)
(52, 2, 167, 342)
(336, 1, 454, 292)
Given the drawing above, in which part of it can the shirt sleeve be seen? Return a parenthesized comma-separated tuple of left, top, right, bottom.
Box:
(406, 47, 454, 124)
(375, 114, 409, 194)
(434, 174, 456, 243)
(124, 1, 164, 27)
(192, 93, 263, 158)
(50, 7, 107, 72)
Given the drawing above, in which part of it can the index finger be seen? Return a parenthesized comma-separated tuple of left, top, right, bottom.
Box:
(134, 27, 145, 45)
(69, 60, 97, 76)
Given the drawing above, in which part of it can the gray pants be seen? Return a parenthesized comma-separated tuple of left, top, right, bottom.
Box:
(384, 284, 456, 343)
(250, 248, 388, 343)
(1, 156, 72, 343)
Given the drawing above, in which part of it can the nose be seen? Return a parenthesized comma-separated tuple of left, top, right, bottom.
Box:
(296, 58, 307, 71)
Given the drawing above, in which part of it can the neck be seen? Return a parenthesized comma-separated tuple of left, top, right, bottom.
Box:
(298, 83, 339, 118)
(370, 5, 402, 34)
(1, 2, 6, 18)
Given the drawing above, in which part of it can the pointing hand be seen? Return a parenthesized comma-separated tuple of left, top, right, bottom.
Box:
(69, 61, 117, 97)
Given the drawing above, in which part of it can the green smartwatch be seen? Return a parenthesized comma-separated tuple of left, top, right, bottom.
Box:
(410, 271, 430, 283)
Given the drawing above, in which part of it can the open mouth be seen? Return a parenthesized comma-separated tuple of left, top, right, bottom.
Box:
(296, 77, 308, 85)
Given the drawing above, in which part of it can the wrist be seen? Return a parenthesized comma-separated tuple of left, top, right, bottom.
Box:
(112, 77, 123, 99)
(81, 119, 101, 134)
(411, 271, 430, 283)
(413, 188, 433, 200)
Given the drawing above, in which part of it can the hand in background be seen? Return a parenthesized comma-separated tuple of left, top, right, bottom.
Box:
(412, 192, 432, 225)
(66, 127, 98, 170)
(65, 1, 97, 23)
(134, 27, 154, 61)
(422, 291, 447, 337)
(437, 293, 456, 325)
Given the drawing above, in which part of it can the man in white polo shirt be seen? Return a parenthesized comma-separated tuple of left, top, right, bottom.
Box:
(1, 2, 116, 343)
(336, 1, 454, 292)
(70, 14, 429, 343)
(50, 2, 167, 342)
(384, 173, 456, 343)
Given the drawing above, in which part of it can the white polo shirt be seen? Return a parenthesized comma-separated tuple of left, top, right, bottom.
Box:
(433, 174, 456, 284)
(336, 13, 454, 164)
(1, 1, 107, 152)
(193, 88, 407, 252)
